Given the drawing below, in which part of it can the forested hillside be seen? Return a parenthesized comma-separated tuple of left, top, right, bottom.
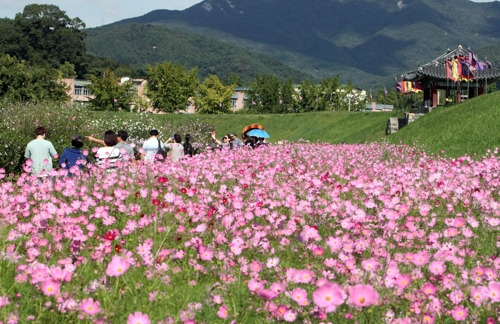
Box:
(85, 23, 313, 83)
(106, 0, 500, 87)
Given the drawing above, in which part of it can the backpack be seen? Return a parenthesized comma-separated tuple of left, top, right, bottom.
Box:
(156, 139, 167, 160)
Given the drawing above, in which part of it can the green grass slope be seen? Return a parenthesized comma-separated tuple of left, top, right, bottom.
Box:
(387, 91, 500, 158)
(134, 110, 397, 144)
(96, 91, 499, 159)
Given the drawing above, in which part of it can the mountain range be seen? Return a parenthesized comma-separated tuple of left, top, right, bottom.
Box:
(85, 0, 500, 88)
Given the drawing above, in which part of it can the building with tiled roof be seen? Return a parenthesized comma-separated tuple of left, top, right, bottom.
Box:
(400, 45, 500, 108)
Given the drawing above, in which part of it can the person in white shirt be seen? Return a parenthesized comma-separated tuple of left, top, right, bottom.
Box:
(142, 129, 165, 163)
(87, 129, 135, 162)
(95, 130, 121, 169)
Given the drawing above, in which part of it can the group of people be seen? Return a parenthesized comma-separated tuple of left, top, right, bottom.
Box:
(24, 126, 195, 179)
(141, 130, 193, 163)
(24, 125, 267, 179)
(210, 132, 243, 150)
(210, 131, 267, 150)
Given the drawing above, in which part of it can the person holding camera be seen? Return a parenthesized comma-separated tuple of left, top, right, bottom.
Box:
(164, 133, 185, 162)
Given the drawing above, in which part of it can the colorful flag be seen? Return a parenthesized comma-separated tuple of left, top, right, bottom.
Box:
(468, 49, 477, 71)
(396, 81, 402, 92)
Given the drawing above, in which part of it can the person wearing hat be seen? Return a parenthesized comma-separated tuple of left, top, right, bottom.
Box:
(58, 135, 89, 172)
(229, 132, 243, 149)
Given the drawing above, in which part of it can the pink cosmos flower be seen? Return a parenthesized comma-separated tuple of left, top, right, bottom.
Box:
(41, 279, 60, 297)
(127, 311, 151, 324)
(248, 279, 264, 293)
(249, 260, 263, 272)
(486, 281, 500, 302)
(429, 261, 446, 275)
(348, 284, 379, 307)
(270, 281, 286, 294)
(256, 289, 279, 301)
(412, 251, 429, 266)
(212, 295, 223, 304)
(283, 309, 297, 322)
(312, 245, 325, 256)
(266, 257, 280, 268)
(290, 287, 309, 306)
(361, 258, 379, 272)
(470, 286, 488, 306)
(217, 305, 228, 319)
(106, 255, 130, 277)
(48, 266, 72, 282)
(198, 246, 214, 261)
(422, 314, 435, 323)
(312, 283, 346, 313)
(395, 274, 411, 289)
(0, 296, 10, 308)
(449, 289, 464, 304)
(80, 297, 100, 315)
(291, 269, 314, 284)
(422, 283, 436, 296)
(451, 305, 468, 321)
(31, 266, 49, 284)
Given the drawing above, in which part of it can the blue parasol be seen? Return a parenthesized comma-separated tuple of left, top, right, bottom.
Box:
(246, 129, 270, 138)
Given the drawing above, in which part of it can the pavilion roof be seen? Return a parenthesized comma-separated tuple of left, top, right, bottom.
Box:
(402, 45, 500, 82)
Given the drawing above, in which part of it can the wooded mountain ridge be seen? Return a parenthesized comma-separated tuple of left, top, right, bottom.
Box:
(76, 0, 500, 87)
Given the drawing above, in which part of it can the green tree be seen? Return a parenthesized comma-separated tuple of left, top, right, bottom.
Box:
(0, 54, 68, 102)
(247, 75, 281, 113)
(87, 69, 134, 111)
(298, 80, 320, 112)
(226, 73, 244, 87)
(13, 4, 87, 77)
(59, 61, 77, 79)
(146, 62, 199, 113)
(319, 75, 342, 111)
(195, 75, 235, 114)
(279, 77, 297, 113)
(0, 18, 26, 59)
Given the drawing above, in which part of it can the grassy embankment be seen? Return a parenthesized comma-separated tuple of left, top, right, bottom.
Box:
(95, 91, 500, 158)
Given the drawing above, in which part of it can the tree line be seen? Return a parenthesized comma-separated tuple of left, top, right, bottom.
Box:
(0, 4, 418, 112)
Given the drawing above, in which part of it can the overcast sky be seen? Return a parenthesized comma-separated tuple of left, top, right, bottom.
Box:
(0, 0, 496, 28)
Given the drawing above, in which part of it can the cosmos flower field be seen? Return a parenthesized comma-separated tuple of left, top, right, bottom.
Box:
(0, 142, 499, 323)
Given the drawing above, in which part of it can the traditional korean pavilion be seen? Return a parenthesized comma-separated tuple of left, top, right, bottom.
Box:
(400, 45, 500, 108)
